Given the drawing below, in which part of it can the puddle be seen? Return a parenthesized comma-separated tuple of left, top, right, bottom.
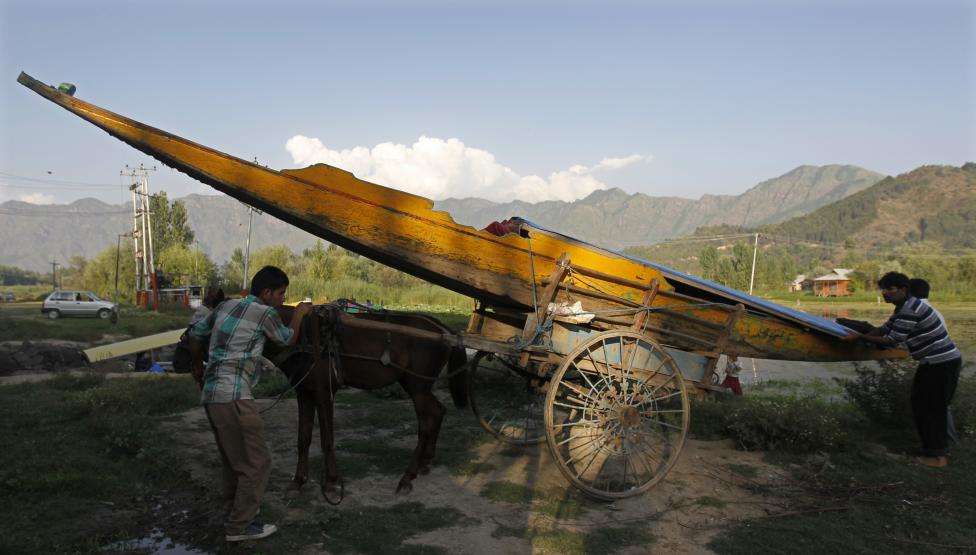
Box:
(103, 528, 208, 554)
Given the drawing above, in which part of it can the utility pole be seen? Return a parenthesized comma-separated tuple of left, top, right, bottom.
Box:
(122, 164, 157, 309)
(50, 260, 59, 291)
(748, 232, 759, 295)
(242, 205, 263, 291)
(114, 232, 131, 307)
(241, 157, 264, 293)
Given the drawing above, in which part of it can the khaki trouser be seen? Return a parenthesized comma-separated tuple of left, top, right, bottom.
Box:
(204, 399, 271, 534)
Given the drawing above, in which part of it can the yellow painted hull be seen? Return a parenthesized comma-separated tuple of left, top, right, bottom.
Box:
(18, 72, 901, 362)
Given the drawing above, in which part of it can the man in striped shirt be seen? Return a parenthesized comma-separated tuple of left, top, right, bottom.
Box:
(846, 272, 962, 468)
(189, 266, 312, 542)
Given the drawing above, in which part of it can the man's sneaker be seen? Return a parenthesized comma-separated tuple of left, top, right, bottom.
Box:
(226, 521, 278, 542)
(914, 455, 948, 468)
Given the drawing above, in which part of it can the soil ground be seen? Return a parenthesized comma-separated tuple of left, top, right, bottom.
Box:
(164, 389, 794, 554)
(4, 301, 974, 552)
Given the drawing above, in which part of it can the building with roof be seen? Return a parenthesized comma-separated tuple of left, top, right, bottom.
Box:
(813, 269, 853, 297)
(789, 274, 811, 292)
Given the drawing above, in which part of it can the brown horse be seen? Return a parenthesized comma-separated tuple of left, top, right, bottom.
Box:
(268, 304, 468, 499)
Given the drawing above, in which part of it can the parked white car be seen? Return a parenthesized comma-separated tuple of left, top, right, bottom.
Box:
(42, 290, 118, 320)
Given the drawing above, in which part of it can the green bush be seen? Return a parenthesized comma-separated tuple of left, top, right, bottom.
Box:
(691, 394, 861, 453)
(841, 361, 914, 428)
(842, 359, 976, 438)
(953, 373, 976, 438)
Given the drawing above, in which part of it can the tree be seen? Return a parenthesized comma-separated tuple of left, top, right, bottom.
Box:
(81, 243, 136, 303)
(150, 191, 194, 254)
(698, 246, 719, 281)
(250, 245, 295, 276)
(0, 265, 43, 286)
(60, 255, 88, 289)
(221, 248, 245, 291)
(156, 244, 217, 286)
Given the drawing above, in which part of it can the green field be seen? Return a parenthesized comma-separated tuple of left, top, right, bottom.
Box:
(0, 302, 192, 344)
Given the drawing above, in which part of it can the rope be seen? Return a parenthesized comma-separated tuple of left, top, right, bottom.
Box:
(525, 228, 541, 317)
(259, 356, 311, 415)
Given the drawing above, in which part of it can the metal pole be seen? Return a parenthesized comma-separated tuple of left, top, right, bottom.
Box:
(242, 206, 254, 292)
(748, 232, 759, 295)
(142, 174, 158, 311)
(130, 182, 141, 291)
(114, 234, 122, 306)
(143, 176, 155, 276)
(51, 260, 58, 290)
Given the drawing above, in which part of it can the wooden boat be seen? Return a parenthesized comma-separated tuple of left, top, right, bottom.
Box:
(17, 72, 899, 362)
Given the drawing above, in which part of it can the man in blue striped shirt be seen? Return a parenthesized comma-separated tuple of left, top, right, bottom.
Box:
(846, 272, 962, 468)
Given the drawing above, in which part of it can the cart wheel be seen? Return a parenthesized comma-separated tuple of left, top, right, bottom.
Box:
(544, 331, 689, 500)
(468, 351, 546, 445)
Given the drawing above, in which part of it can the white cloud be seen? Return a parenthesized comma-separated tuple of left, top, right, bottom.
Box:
(285, 135, 648, 203)
(593, 154, 647, 172)
(18, 192, 55, 204)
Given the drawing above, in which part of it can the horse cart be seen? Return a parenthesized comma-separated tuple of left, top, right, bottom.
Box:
(18, 72, 903, 500)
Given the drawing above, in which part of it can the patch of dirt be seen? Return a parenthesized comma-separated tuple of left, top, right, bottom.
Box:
(0, 340, 88, 376)
(165, 391, 795, 554)
(0, 338, 178, 379)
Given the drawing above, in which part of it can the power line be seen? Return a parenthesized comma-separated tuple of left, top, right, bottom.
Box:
(0, 181, 118, 190)
(0, 170, 121, 187)
(0, 209, 130, 216)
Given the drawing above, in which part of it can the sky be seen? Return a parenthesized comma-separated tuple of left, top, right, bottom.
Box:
(0, 0, 973, 206)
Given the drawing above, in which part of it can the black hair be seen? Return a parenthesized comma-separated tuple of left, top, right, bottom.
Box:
(909, 278, 930, 299)
(250, 266, 289, 296)
(877, 271, 910, 290)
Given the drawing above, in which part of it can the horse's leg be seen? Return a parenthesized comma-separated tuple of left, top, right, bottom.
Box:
(419, 393, 447, 475)
(396, 389, 440, 494)
(396, 390, 429, 494)
(316, 390, 341, 499)
(289, 388, 316, 493)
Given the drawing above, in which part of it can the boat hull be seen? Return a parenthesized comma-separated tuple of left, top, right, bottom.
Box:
(17, 72, 902, 362)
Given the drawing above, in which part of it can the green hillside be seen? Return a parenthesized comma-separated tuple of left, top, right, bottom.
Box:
(625, 163, 976, 299)
(765, 163, 976, 249)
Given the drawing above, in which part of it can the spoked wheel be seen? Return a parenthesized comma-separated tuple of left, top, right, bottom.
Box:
(544, 331, 689, 500)
(468, 351, 547, 445)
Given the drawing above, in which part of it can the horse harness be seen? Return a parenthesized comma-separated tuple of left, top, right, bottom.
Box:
(273, 302, 465, 387)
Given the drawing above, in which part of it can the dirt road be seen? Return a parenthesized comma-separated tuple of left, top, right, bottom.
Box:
(167, 391, 795, 553)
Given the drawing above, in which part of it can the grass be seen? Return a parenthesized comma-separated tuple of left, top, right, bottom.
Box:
(695, 495, 728, 508)
(0, 373, 203, 552)
(0, 303, 191, 343)
(0, 369, 494, 553)
(710, 440, 976, 554)
(259, 501, 470, 554)
(480, 480, 587, 519)
(727, 463, 760, 479)
(0, 284, 51, 302)
(0, 301, 470, 346)
(493, 522, 655, 554)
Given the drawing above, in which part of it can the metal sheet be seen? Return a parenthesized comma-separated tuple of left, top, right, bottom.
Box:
(517, 218, 852, 338)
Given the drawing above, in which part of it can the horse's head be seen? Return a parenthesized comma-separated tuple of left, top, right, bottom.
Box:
(276, 304, 297, 325)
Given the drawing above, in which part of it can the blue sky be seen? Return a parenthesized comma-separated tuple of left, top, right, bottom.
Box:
(1, 0, 972, 206)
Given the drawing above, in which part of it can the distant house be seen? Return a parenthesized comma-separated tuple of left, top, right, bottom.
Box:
(813, 270, 852, 297)
(789, 274, 811, 292)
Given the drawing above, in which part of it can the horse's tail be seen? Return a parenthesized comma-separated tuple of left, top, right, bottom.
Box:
(447, 346, 468, 409)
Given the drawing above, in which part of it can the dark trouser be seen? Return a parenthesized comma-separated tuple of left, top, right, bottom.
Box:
(204, 399, 271, 534)
(911, 357, 962, 457)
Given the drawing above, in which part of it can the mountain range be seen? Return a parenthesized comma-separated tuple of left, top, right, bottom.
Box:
(764, 163, 976, 249)
(0, 164, 883, 272)
(435, 164, 883, 248)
